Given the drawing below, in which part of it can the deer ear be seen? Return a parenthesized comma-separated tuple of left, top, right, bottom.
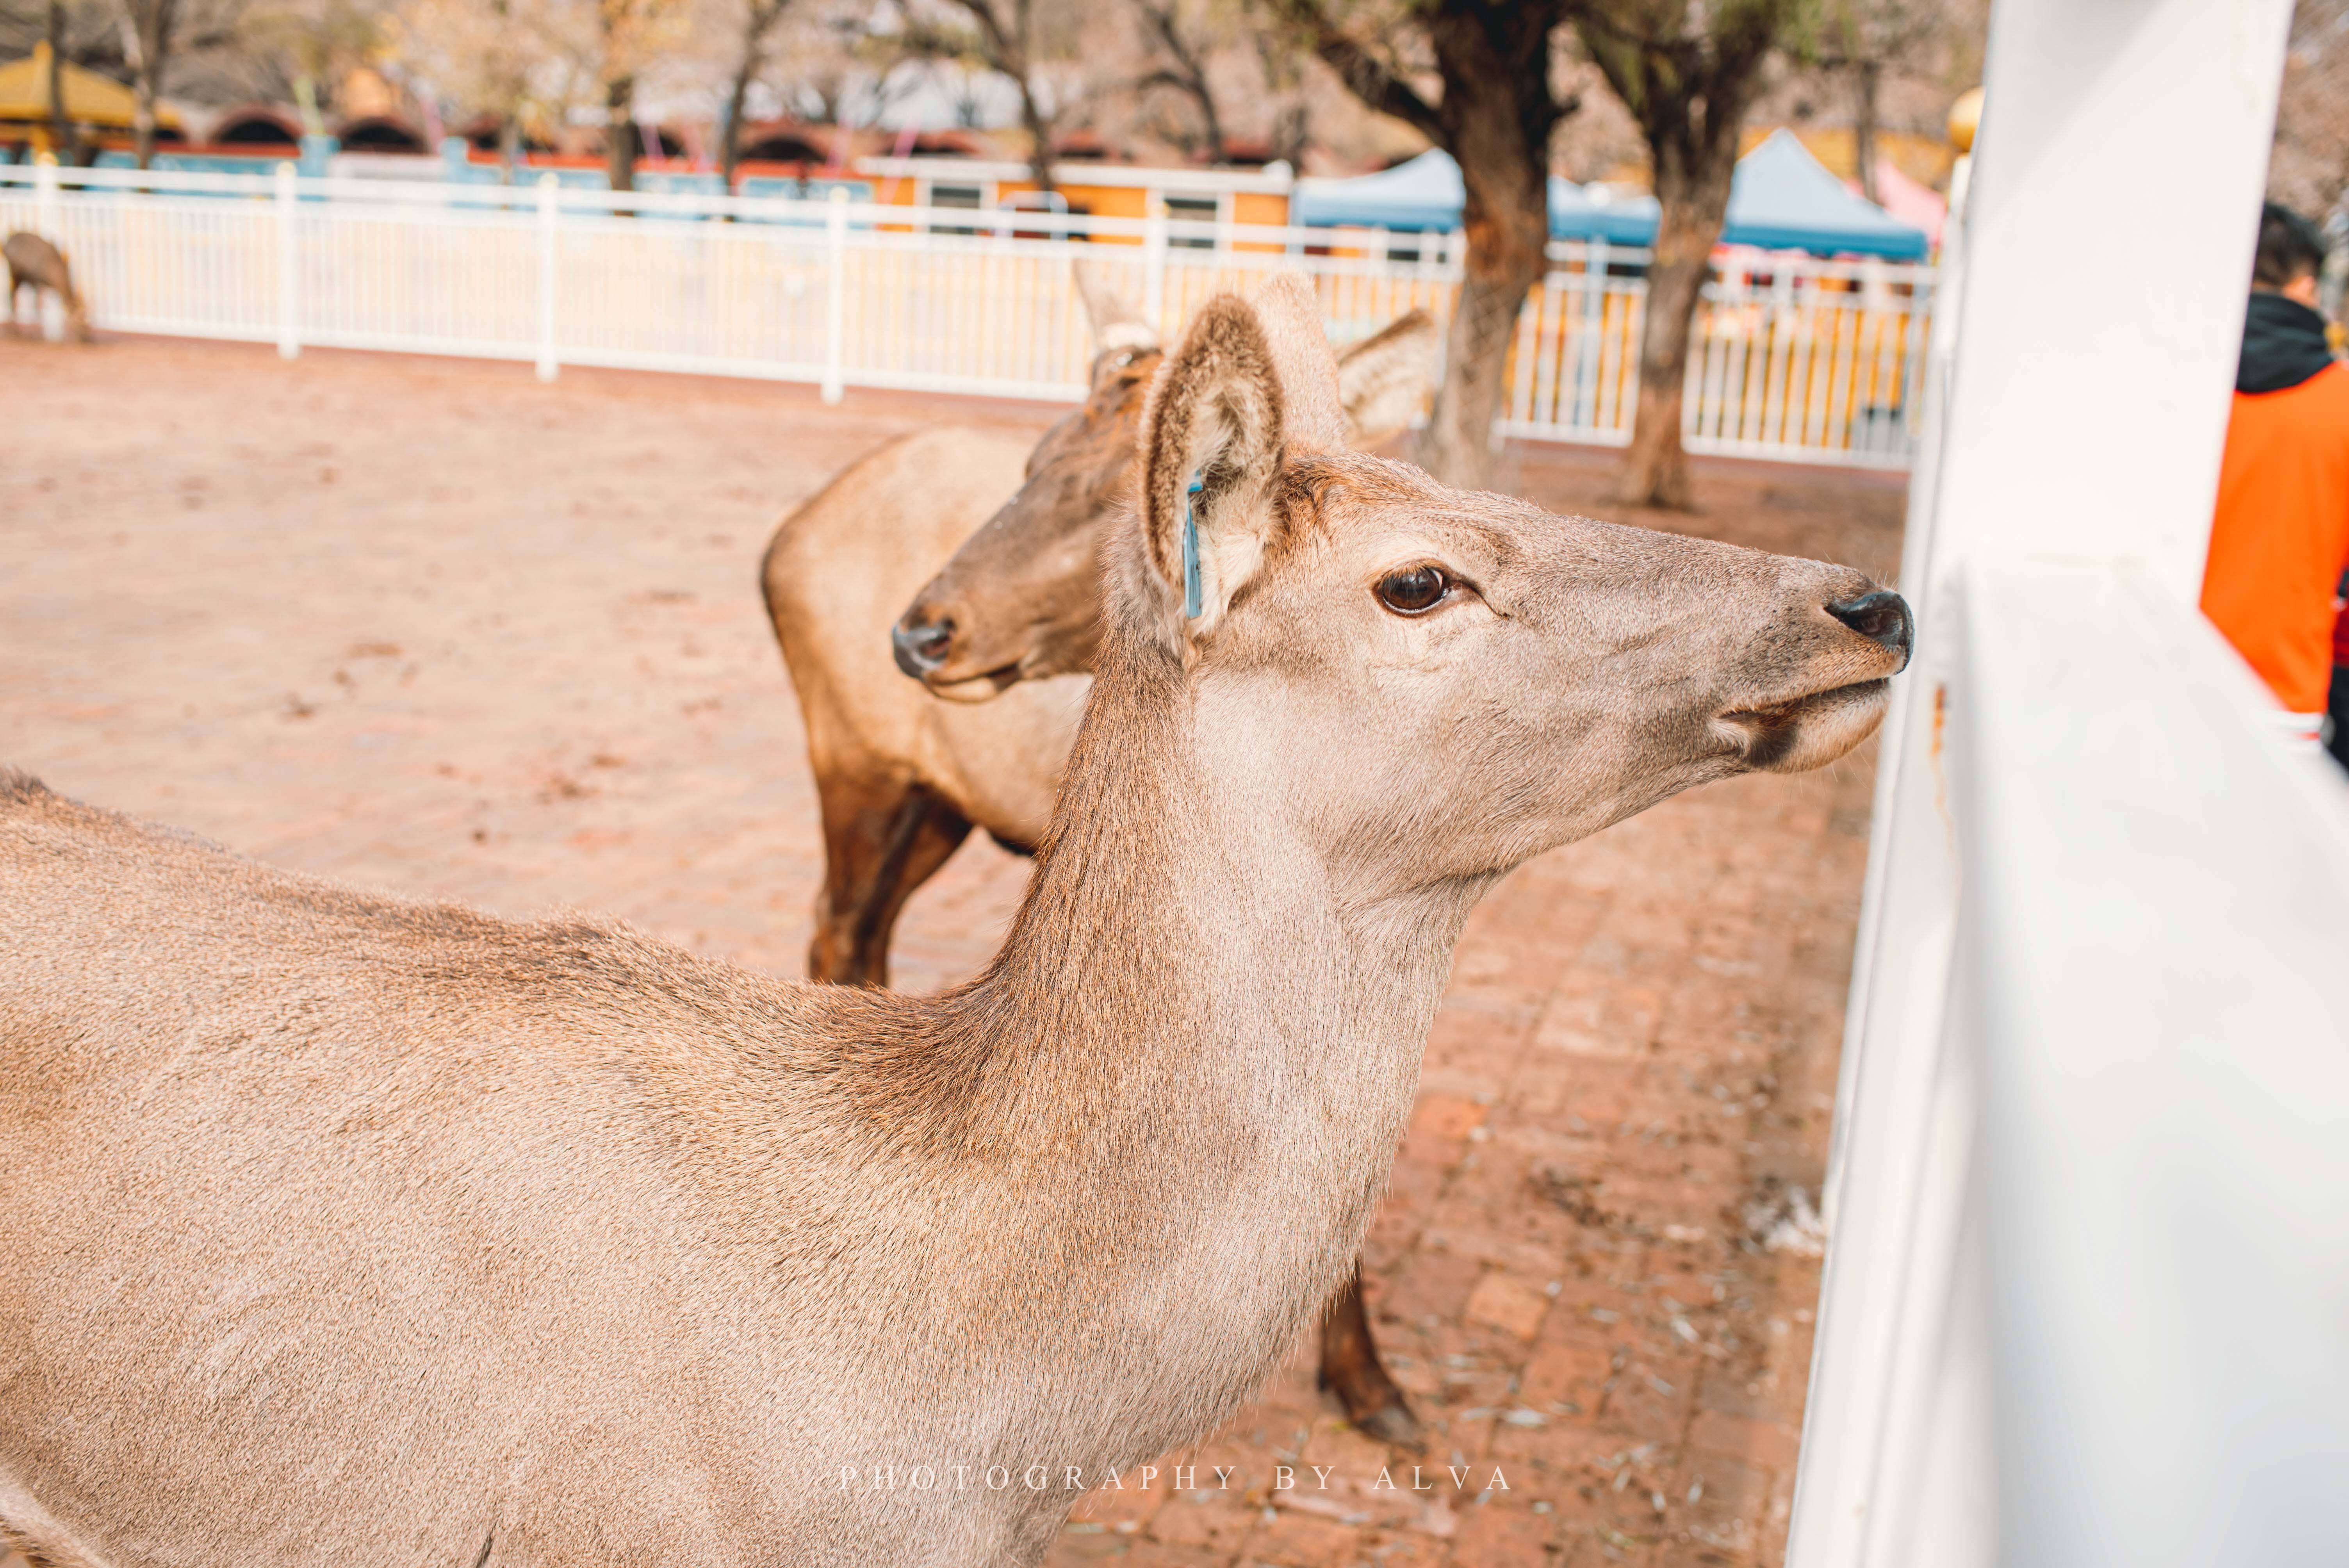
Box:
(1074, 258, 1157, 353)
(1137, 274, 1342, 636)
(1337, 309, 1438, 449)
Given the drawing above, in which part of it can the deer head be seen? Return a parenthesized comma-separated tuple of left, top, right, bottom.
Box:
(889, 265, 1438, 700)
(1053, 275, 1911, 903)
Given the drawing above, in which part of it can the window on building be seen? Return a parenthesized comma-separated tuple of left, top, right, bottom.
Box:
(929, 182, 986, 235)
(1165, 194, 1219, 249)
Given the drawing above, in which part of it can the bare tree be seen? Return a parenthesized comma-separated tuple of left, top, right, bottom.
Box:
(1567, 0, 1805, 509)
(46, 0, 84, 162)
(397, 0, 585, 180)
(716, 0, 791, 187)
(114, 0, 246, 167)
(602, 0, 637, 189)
(479, 0, 536, 176)
(1276, 0, 1577, 490)
(244, 0, 396, 140)
(1134, 0, 1225, 165)
(114, 0, 178, 168)
(1252, 20, 1312, 167)
(908, 0, 1071, 195)
(592, 0, 686, 191)
(1800, 0, 1941, 202)
(750, 7, 923, 134)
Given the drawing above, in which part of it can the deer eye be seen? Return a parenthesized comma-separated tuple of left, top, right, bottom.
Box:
(1376, 565, 1450, 616)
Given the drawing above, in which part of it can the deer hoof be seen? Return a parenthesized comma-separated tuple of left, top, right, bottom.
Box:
(1351, 1397, 1425, 1450)
(1319, 1365, 1424, 1450)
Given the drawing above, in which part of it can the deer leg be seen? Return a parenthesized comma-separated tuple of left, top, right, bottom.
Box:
(1318, 1263, 1422, 1448)
(808, 774, 971, 989)
(845, 791, 971, 987)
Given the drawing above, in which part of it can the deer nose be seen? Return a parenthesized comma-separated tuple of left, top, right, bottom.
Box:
(891, 616, 955, 679)
(1825, 590, 1913, 670)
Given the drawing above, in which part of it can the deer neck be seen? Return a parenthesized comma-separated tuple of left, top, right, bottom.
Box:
(916, 645, 1485, 1335)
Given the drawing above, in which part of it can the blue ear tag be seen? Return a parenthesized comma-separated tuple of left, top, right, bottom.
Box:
(1181, 470, 1205, 620)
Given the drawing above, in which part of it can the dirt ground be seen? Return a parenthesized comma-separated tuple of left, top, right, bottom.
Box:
(0, 335, 1907, 1567)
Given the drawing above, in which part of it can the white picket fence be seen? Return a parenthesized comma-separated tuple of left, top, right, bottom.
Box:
(0, 159, 1933, 469)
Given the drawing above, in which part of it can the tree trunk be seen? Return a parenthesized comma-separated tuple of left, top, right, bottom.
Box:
(1854, 59, 1880, 204)
(605, 75, 638, 193)
(1414, 8, 1557, 492)
(1194, 75, 1224, 167)
(46, 2, 81, 166)
(499, 115, 520, 184)
(1270, 102, 1308, 169)
(1019, 87, 1055, 199)
(1144, 6, 1223, 167)
(720, 54, 756, 191)
(132, 72, 159, 169)
(1419, 193, 1545, 490)
(119, 3, 171, 171)
(1616, 138, 1737, 510)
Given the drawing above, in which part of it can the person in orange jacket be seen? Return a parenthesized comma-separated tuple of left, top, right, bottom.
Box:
(2201, 201, 2348, 761)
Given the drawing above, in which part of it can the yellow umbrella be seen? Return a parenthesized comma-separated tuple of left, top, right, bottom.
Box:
(0, 42, 183, 144)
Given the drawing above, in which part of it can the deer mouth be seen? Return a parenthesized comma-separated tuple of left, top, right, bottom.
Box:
(1717, 677, 1893, 773)
(924, 665, 1023, 703)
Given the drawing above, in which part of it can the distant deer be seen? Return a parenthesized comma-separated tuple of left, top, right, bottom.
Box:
(760, 266, 1435, 989)
(0, 274, 1912, 1568)
(3, 232, 92, 342)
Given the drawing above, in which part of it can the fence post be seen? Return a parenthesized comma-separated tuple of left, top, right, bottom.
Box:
(275, 161, 299, 361)
(535, 174, 559, 383)
(1144, 197, 1168, 339)
(822, 185, 848, 405)
(33, 152, 58, 238)
(30, 155, 61, 341)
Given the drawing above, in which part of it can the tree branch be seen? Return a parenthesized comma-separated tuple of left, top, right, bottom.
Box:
(1134, 0, 1224, 163)
(1265, 0, 1443, 145)
(925, 0, 1056, 192)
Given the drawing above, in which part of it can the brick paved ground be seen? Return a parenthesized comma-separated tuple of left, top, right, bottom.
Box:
(1, 336, 1905, 1568)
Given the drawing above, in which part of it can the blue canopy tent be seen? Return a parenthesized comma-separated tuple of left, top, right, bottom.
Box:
(1293, 130, 1930, 260)
(1698, 129, 1929, 259)
(1290, 148, 1465, 233)
(1545, 179, 1661, 246)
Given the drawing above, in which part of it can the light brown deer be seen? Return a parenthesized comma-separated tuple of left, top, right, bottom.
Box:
(0, 274, 1911, 1568)
(761, 267, 1434, 987)
(3, 232, 92, 342)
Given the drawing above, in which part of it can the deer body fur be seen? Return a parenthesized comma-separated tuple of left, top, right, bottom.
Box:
(0, 763, 1383, 1567)
(0, 274, 1911, 1568)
